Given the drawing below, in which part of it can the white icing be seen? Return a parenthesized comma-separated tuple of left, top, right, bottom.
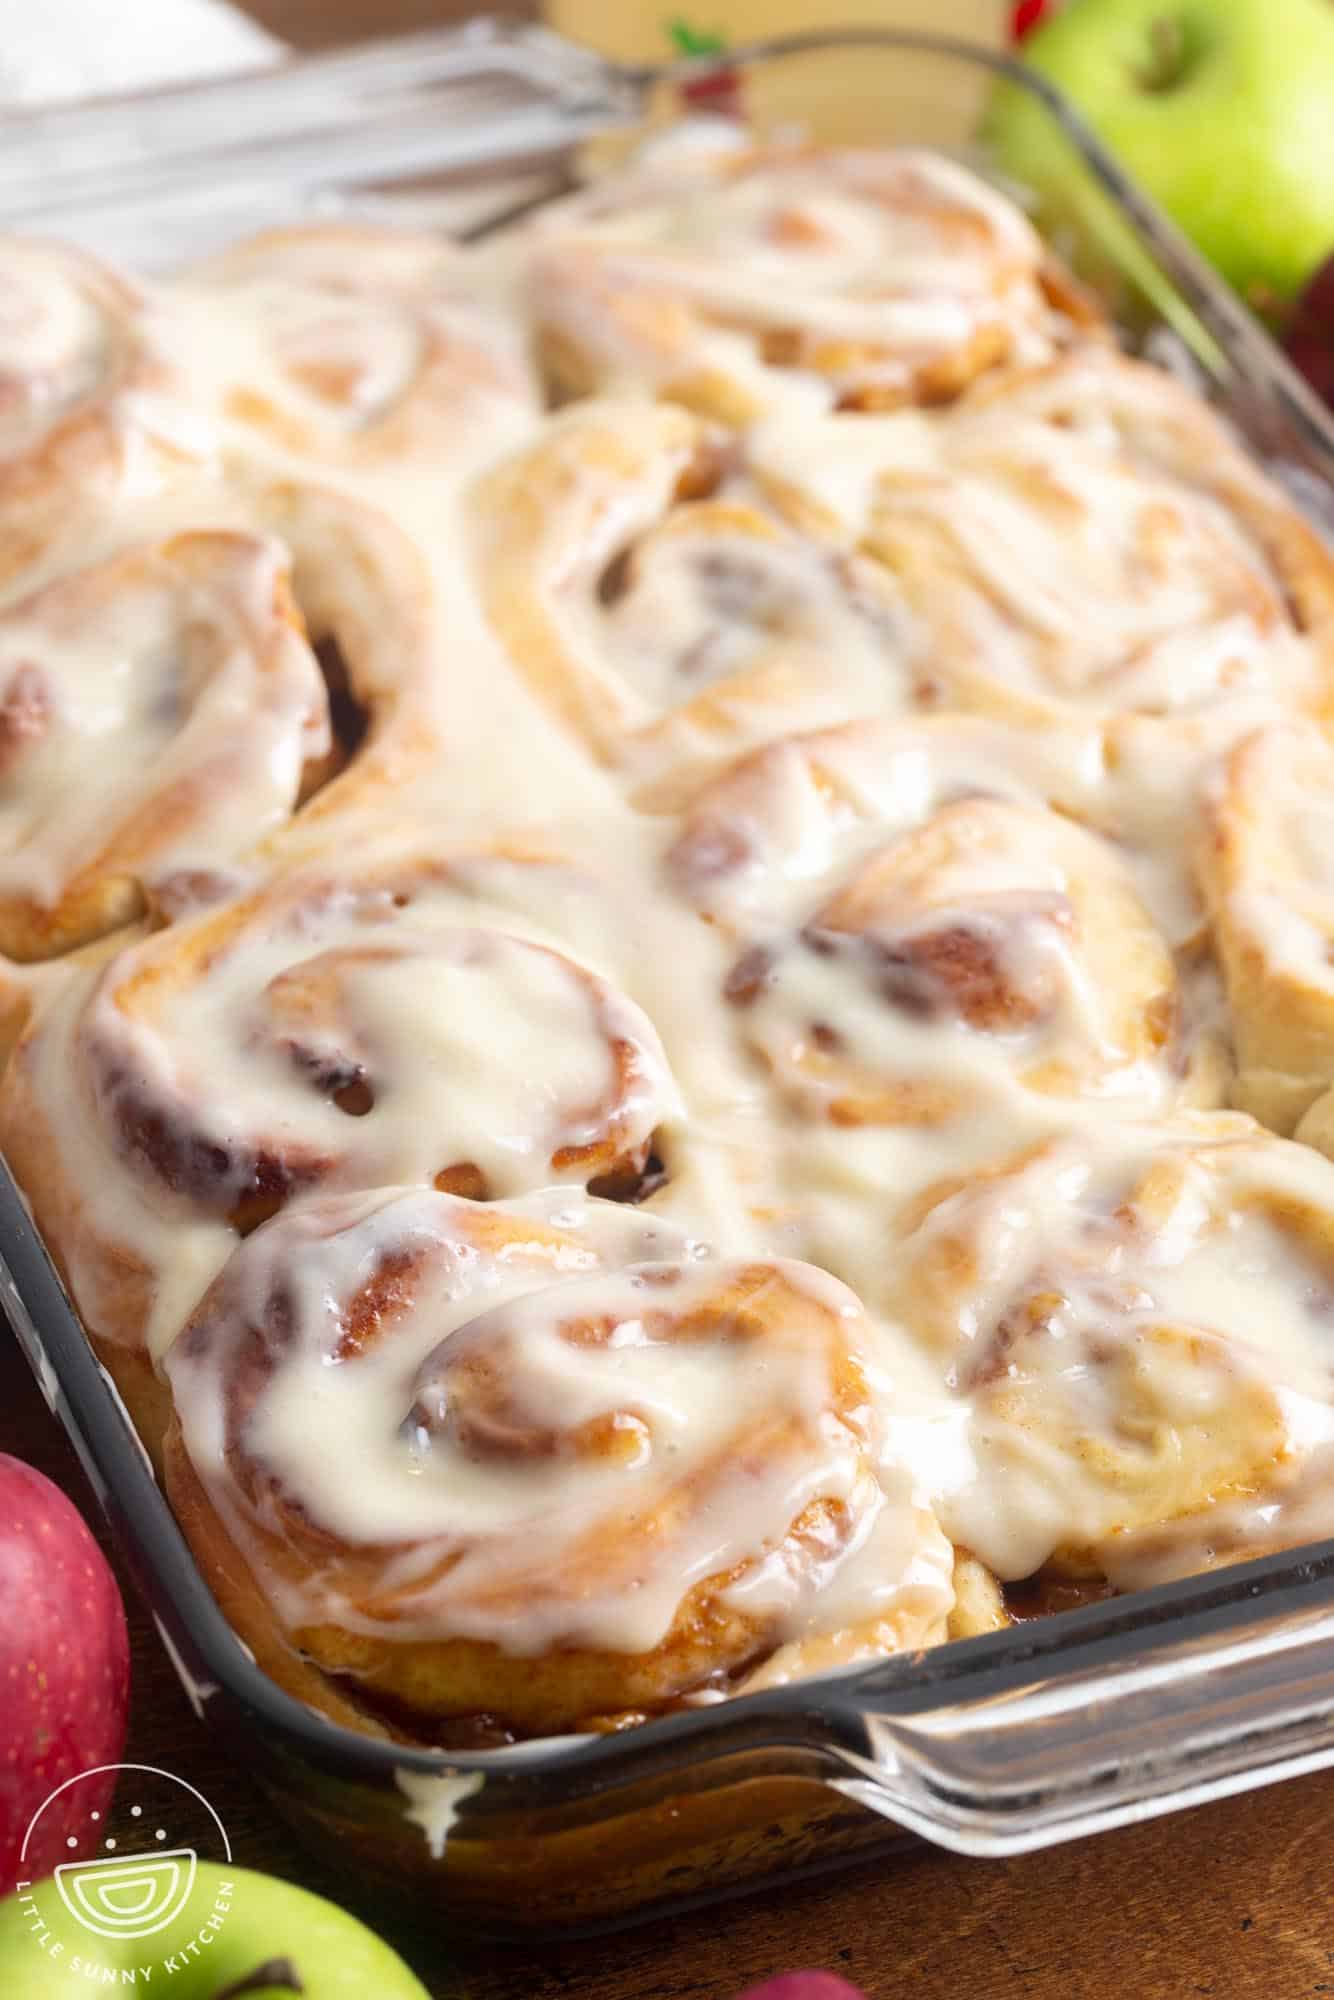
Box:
(0, 244, 110, 457)
(169, 226, 539, 482)
(165, 1185, 952, 1664)
(397, 1768, 484, 1856)
(886, 1121, 1334, 1580)
(0, 148, 1331, 1723)
(0, 533, 329, 918)
(747, 349, 1322, 726)
(527, 145, 1062, 412)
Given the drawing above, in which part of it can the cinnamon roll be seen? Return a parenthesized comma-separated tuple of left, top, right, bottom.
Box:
(0, 530, 331, 963)
(161, 1184, 955, 1735)
(885, 1115, 1334, 1586)
(0, 237, 211, 595)
(1196, 721, 1334, 1143)
(0, 474, 449, 966)
(176, 224, 539, 477)
(0, 839, 683, 1448)
(244, 481, 449, 852)
(472, 400, 925, 804)
(525, 144, 1089, 422)
(751, 346, 1334, 731)
(669, 715, 1225, 1132)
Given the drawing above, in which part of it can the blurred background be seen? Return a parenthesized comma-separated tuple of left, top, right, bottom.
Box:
(240, 0, 1008, 51)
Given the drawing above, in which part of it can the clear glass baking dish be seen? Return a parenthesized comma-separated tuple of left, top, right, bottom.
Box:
(6, 17, 1334, 1938)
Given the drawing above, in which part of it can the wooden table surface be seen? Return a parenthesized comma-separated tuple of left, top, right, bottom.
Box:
(6, 2, 1334, 1994)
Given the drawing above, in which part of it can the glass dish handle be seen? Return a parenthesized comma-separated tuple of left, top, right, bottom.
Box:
(0, 21, 640, 260)
(821, 1563, 1334, 1856)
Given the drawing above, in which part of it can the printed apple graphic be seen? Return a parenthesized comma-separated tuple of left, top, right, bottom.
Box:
(0, 1454, 130, 1896)
(0, 1862, 431, 1997)
(988, 0, 1334, 307)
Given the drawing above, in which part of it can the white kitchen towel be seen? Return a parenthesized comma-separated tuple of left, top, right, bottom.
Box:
(0, 0, 283, 106)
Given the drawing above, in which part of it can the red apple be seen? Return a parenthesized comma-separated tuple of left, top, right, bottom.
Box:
(733, 1977, 868, 2000)
(1284, 252, 1334, 407)
(0, 1455, 129, 1895)
(670, 21, 745, 120)
(1011, 0, 1054, 38)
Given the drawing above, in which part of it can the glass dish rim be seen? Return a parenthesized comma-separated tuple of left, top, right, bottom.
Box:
(4, 13, 1334, 1840)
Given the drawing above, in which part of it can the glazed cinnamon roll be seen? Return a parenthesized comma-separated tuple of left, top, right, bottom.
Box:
(245, 481, 450, 852)
(176, 224, 539, 477)
(886, 1115, 1334, 1586)
(0, 237, 210, 593)
(0, 839, 683, 1448)
(162, 1184, 955, 1735)
(472, 400, 924, 804)
(525, 144, 1088, 421)
(0, 476, 449, 964)
(669, 715, 1225, 1134)
(751, 346, 1334, 731)
(1196, 721, 1334, 1143)
(0, 530, 330, 963)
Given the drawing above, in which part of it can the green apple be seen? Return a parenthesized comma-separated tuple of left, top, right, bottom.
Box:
(987, 0, 1334, 307)
(0, 1862, 429, 1998)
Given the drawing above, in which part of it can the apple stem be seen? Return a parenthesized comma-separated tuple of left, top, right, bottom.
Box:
(1134, 14, 1186, 92)
(211, 1959, 305, 2000)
